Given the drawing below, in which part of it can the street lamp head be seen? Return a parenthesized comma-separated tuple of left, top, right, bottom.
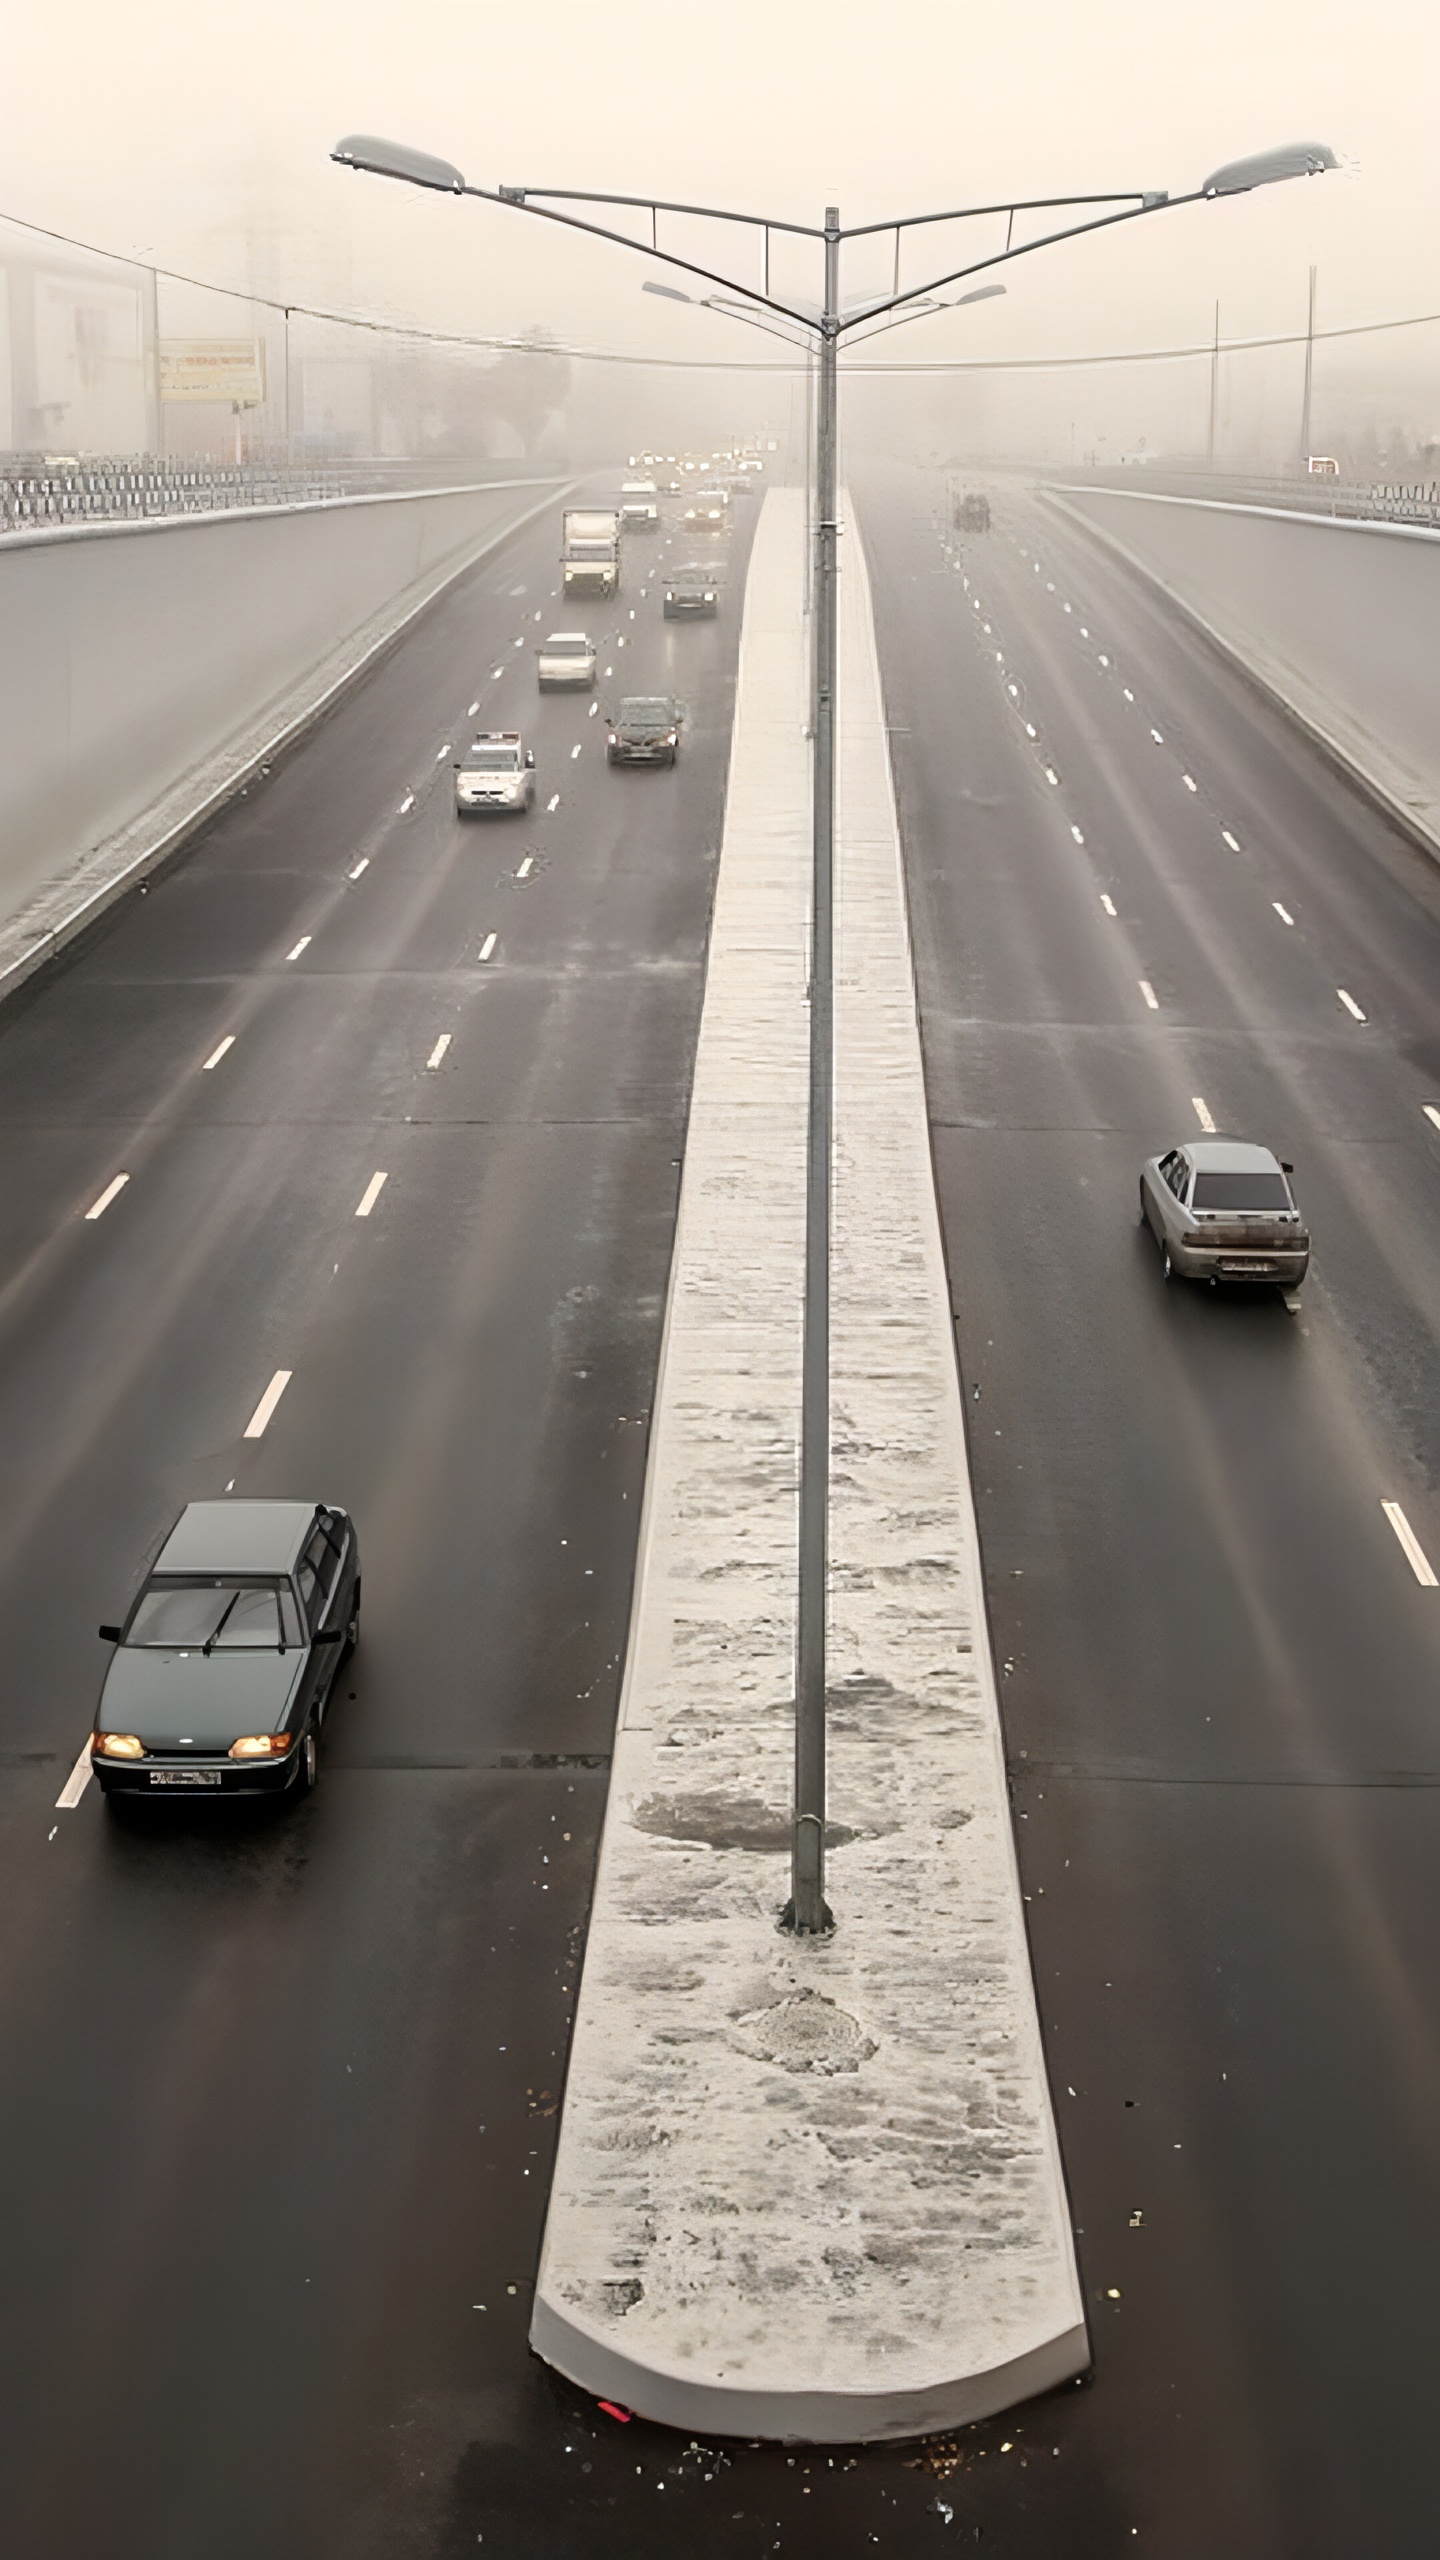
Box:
(331, 134, 466, 193)
(641, 280, 696, 304)
(952, 282, 1007, 307)
(1201, 141, 1337, 197)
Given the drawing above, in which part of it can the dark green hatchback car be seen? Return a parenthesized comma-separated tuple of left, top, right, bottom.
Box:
(92, 1499, 360, 1801)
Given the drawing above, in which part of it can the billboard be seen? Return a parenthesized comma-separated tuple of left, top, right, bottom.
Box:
(160, 340, 264, 405)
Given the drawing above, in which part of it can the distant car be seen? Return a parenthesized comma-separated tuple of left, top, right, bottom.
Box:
(663, 563, 721, 619)
(619, 479, 660, 530)
(536, 631, 597, 690)
(684, 486, 731, 532)
(91, 1501, 360, 1801)
(607, 696, 682, 766)
(454, 731, 535, 814)
(954, 491, 991, 532)
(1140, 1140, 1310, 1287)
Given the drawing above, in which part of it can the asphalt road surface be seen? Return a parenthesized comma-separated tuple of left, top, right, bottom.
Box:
(6, 464, 1440, 2560)
(860, 462, 1440, 2558)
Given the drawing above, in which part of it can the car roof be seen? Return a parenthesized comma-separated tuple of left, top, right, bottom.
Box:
(470, 730, 521, 744)
(619, 695, 672, 713)
(1182, 1141, 1284, 1173)
(541, 631, 590, 644)
(155, 1500, 317, 1575)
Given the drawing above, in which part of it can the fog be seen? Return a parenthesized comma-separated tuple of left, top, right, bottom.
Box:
(3, 0, 1437, 471)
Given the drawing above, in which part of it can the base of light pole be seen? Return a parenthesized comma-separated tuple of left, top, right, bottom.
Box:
(779, 1896, 835, 1937)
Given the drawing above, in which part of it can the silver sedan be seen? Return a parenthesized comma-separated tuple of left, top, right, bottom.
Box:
(1140, 1139, 1310, 1287)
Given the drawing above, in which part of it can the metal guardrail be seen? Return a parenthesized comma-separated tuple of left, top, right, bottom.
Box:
(0, 454, 544, 536)
(1053, 467, 1440, 533)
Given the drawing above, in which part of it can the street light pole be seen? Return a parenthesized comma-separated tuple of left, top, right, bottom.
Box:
(331, 133, 1336, 1936)
(790, 210, 841, 1932)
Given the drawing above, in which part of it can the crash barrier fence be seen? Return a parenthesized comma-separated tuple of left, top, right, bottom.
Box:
(0, 453, 535, 535)
(1058, 469, 1440, 532)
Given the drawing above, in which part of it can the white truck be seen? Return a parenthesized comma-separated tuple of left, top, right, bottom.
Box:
(620, 478, 660, 531)
(561, 507, 620, 600)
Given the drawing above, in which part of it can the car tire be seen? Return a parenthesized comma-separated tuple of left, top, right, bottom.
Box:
(1161, 1243, 1175, 1283)
(344, 1584, 361, 1655)
(298, 1728, 319, 1794)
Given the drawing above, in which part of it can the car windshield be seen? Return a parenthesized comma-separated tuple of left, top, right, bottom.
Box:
(621, 700, 672, 727)
(1191, 1171, 1291, 1211)
(543, 636, 589, 655)
(126, 1578, 304, 1649)
(673, 566, 719, 584)
(464, 745, 521, 771)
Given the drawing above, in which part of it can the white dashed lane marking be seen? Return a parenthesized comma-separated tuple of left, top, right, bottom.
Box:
(348, 858, 369, 880)
(1273, 902, 1294, 926)
(546, 794, 560, 813)
(1070, 825, 1085, 844)
(1182, 774, 1197, 792)
(517, 855, 533, 880)
(285, 937, 311, 963)
(468, 700, 480, 716)
(571, 743, 582, 760)
(399, 792, 415, 814)
(1221, 829, 1240, 852)
(479, 932, 498, 962)
(85, 1174, 129, 1221)
(1382, 1502, 1438, 1587)
(1139, 980, 1159, 1010)
(426, 1035, 452, 1070)
(1337, 989, 1367, 1023)
(201, 1036, 235, 1072)
(56, 1744, 93, 1810)
(1192, 1098, 1216, 1133)
(1425, 1105, 1440, 1134)
(243, 1370, 292, 1440)
(1100, 895, 1117, 918)
(355, 1172, 388, 1219)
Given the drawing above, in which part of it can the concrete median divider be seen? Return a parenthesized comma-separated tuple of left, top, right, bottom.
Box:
(530, 484, 1087, 2443)
(0, 476, 566, 997)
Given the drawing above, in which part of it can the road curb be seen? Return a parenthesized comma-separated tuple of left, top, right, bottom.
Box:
(529, 486, 1087, 2443)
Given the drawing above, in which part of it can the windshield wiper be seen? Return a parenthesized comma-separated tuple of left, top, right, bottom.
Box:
(202, 1591, 241, 1656)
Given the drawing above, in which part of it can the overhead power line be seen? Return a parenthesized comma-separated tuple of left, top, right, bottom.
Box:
(2, 204, 1436, 378)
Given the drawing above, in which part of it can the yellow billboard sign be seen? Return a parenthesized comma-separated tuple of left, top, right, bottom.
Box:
(160, 340, 265, 405)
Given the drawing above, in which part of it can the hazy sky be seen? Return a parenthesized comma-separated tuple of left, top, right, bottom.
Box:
(4, 0, 1437, 399)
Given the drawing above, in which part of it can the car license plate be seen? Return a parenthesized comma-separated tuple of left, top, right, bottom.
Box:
(149, 1768, 222, 1788)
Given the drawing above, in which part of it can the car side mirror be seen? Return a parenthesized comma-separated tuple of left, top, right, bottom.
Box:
(98, 1623, 123, 1643)
(1281, 1160, 1294, 1174)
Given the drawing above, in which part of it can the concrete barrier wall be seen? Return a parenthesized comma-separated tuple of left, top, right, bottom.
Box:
(1050, 486, 1440, 855)
(0, 479, 561, 942)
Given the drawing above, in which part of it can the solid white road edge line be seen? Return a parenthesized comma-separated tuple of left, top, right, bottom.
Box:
(85, 1174, 130, 1220)
(243, 1370, 292, 1439)
(201, 1035, 235, 1071)
(56, 1743, 93, 1809)
(355, 1172, 387, 1218)
(1381, 1501, 1438, 1587)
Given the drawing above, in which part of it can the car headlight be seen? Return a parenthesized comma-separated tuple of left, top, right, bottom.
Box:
(666, 732, 677, 745)
(608, 732, 618, 745)
(94, 1731, 144, 1759)
(229, 1732, 294, 1759)
(704, 592, 715, 602)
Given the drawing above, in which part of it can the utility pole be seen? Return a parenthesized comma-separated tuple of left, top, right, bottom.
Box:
(1300, 264, 1317, 468)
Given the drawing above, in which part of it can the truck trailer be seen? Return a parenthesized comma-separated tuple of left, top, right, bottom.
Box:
(562, 507, 621, 599)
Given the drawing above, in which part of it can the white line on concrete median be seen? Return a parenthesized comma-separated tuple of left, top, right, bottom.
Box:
(355, 1172, 387, 1218)
(85, 1174, 129, 1220)
(1192, 1097, 1216, 1132)
(426, 1034, 452, 1070)
(1338, 988, 1367, 1022)
(201, 1036, 235, 1071)
(1100, 894, 1117, 916)
(1382, 1501, 1438, 1587)
(348, 858, 369, 879)
(1139, 979, 1159, 1009)
(56, 1743, 92, 1810)
(1273, 902, 1294, 925)
(285, 936, 311, 962)
(243, 1370, 292, 1439)
(479, 932, 497, 961)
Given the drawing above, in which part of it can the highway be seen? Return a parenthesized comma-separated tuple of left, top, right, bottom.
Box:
(861, 462, 1440, 2556)
(4, 463, 1440, 2557)
(0, 495, 755, 2558)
